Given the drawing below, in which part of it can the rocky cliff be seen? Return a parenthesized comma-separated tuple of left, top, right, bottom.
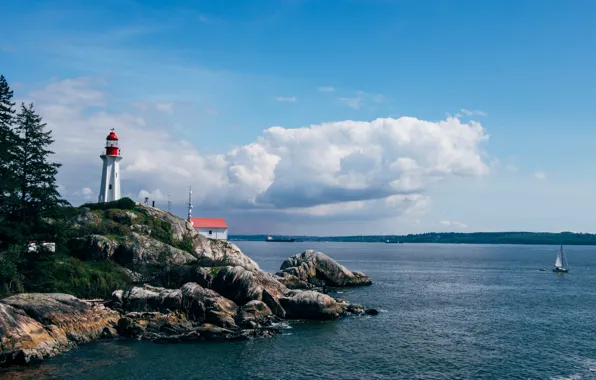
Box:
(0, 294, 118, 366)
(0, 202, 375, 368)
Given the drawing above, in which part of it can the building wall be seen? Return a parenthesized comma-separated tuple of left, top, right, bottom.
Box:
(195, 227, 228, 240)
(98, 154, 122, 202)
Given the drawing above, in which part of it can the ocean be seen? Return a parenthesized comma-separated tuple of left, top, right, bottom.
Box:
(3, 242, 596, 380)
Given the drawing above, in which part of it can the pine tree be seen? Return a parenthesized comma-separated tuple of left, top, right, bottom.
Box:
(0, 75, 18, 246)
(0, 76, 16, 206)
(11, 103, 68, 226)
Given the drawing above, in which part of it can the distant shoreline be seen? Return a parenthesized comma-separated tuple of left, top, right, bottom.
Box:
(229, 232, 596, 246)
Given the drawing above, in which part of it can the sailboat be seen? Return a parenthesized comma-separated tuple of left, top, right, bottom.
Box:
(552, 245, 569, 273)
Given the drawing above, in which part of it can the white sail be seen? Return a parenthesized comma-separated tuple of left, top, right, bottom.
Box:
(554, 247, 564, 268)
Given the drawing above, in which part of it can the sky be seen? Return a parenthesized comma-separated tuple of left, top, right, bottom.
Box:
(1, 0, 595, 235)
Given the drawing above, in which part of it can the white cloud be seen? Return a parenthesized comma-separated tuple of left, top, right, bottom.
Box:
(534, 171, 546, 180)
(440, 220, 468, 228)
(25, 78, 491, 225)
(72, 187, 95, 201)
(138, 189, 167, 201)
(457, 109, 488, 117)
(275, 96, 297, 102)
(318, 86, 335, 92)
(155, 102, 173, 113)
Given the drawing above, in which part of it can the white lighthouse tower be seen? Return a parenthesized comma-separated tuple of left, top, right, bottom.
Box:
(98, 129, 122, 203)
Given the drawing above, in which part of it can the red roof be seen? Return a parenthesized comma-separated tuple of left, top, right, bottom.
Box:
(190, 217, 228, 229)
(107, 131, 119, 140)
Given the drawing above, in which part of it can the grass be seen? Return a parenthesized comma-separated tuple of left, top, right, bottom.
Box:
(20, 255, 131, 299)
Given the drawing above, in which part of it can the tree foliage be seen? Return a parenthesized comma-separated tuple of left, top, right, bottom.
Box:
(11, 103, 70, 222)
(0, 75, 18, 241)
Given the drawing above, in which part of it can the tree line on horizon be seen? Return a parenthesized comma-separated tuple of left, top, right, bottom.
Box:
(230, 231, 596, 245)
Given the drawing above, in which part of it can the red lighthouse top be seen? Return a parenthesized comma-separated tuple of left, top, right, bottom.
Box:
(104, 129, 121, 156)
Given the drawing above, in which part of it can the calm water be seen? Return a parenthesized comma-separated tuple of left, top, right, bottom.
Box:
(3, 242, 596, 380)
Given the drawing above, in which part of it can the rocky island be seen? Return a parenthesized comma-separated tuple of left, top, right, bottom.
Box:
(0, 200, 376, 368)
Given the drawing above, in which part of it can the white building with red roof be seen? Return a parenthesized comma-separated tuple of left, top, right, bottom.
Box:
(190, 217, 228, 241)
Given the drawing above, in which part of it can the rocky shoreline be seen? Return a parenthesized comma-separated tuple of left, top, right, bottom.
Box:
(0, 250, 376, 368)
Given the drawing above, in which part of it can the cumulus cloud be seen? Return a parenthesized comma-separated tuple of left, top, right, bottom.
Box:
(23, 77, 490, 227)
(275, 96, 297, 102)
(533, 171, 546, 180)
(440, 220, 468, 228)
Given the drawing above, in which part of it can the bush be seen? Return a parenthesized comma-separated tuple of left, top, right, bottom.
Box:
(175, 238, 194, 254)
(81, 197, 136, 211)
(23, 256, 130, 299)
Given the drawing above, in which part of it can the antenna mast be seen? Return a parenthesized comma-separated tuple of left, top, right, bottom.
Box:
(187, 186, 193, 221)
(167, 193, 172, 213)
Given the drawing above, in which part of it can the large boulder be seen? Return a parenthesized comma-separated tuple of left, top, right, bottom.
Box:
(275, 272, 313, 289)
(120, 285, 181, 313)
(279, 290, 345, 320)
(0, 293, 119, 367)
(120, 283, 239, 329)
(191, 238, 260, 271)
(180, 283, 238, 328)
(211, 266, 287, 317)
(0, 303, 60, 366)
(236, 300, 274, 328)
(115, 232, 198, 267)
(277, 250, 372, 288)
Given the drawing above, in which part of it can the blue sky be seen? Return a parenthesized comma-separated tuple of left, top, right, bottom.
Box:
(1, 0, 595, 234)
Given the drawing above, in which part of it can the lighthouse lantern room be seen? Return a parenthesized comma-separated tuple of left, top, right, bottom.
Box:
(98, 129, 123, 203)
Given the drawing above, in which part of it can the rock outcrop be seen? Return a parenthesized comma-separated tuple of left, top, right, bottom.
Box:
(0, 294, 119, 367)
(279, 290, 346, 320)
(0, 202, 378, 369)
(277, 250, 372, 288)
(68, 204, 260, 274)
(115, 232, 198, 267)
(210, 266, 288, 317)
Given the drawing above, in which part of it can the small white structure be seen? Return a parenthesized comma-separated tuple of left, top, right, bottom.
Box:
(190, 218, 228, 241)
(98, 129, 122, 203)
(26, 241, 56, 253)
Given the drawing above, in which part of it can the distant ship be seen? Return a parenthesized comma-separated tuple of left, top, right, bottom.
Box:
(266, 236, 296, 242)
(553, 245, 569, 273)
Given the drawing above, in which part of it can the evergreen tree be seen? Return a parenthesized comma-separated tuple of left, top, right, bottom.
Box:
(11, 103, 69, 229)
(0, 75, 18, 246)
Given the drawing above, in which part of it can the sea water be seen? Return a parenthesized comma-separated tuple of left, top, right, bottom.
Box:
(3, 242, 596, 380)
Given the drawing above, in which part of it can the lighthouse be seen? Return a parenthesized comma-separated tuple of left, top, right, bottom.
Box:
(98, 129, 122, 203)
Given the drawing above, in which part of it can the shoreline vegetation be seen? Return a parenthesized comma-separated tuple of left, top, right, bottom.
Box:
(231, 232, 596, 246)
